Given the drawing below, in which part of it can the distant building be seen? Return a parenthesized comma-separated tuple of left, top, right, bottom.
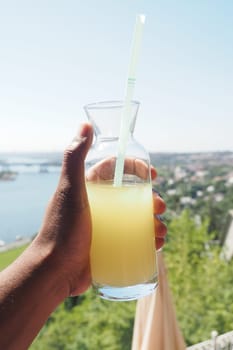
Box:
(227, 174, 233, 186)
(168, 178, 174, 185)
(197, 190, 203, 197)
(214, 193, 224, 202)
(196, 170, 208, 178)
(207, 185, 215, 193)
(180, 196, 196, 205)
(174, 166, 187, 181)
(223, 210, 233, 260)
(167, 189, 177, 196)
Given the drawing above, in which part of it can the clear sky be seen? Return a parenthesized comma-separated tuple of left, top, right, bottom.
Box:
(0, 0, 232, 152)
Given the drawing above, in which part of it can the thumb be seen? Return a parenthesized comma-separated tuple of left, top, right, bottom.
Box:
(68, 123, 93, 157)
(65, 122, 93, 162)
(59, 123, 93, 199)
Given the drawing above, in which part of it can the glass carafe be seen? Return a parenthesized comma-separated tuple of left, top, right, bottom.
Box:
(84, 100, 158, 301)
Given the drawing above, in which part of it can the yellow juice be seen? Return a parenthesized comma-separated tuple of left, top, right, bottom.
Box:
(86, 183, 157, 287)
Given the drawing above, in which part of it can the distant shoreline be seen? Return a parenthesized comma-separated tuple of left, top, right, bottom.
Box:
(0, 237, 32, 253)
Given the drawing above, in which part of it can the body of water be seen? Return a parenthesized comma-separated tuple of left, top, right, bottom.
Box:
(0, 172, 60, 244)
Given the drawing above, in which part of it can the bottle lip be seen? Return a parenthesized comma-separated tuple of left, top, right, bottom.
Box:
(84, 100, 140, 111)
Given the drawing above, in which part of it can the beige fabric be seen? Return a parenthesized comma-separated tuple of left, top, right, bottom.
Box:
(131, 251, 186, 350)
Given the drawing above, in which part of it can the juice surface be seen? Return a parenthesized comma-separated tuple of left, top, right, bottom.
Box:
(86, 183, 157, 286)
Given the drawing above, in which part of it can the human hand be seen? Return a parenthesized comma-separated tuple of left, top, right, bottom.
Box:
(35, 123, 94, 297)
(36, 124, 166, 298)
(86, 157, 167, 251)
(0, 123, 94, 350)
(0, 123, 166, 350)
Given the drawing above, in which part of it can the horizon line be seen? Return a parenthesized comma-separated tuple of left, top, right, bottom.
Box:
(0, 149, 233, 155)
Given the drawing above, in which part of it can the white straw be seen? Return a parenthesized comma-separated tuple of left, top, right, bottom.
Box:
(113, 14, 146, 187)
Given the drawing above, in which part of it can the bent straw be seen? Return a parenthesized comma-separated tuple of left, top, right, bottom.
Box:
(113, 14, 146, 187)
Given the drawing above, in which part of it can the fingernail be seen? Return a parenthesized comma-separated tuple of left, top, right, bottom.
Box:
(155, 214, 165, 222)
(69, 135, 87, 150)
(78, 123, 92, 139)
(73, 135, 87, 144)
(152, 188, 163, 199)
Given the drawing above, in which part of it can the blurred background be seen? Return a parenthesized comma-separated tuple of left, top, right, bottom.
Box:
(1, 0, 232, 152)
(0, 1, 233, 348)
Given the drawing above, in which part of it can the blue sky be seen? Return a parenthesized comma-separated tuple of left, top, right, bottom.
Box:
(0, 0, 232, 152)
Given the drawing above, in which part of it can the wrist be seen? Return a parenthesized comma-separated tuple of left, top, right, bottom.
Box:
(29, 237, 70, 302)
(0, 239, 69, 350)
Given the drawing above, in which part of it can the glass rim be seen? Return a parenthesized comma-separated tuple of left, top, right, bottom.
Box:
(84, 100, 140, 110)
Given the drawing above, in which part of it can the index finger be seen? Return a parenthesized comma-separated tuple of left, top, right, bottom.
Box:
(86, 157, 157, 182)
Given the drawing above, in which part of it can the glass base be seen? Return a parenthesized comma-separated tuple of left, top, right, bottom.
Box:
(92, 275, 158, 301)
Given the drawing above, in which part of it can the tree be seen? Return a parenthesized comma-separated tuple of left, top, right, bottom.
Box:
(164, 210, 233, 345)
(31, 290, 135, 350)
(31, 210, 233, 348)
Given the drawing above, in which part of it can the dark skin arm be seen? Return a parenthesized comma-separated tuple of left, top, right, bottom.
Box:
(0, 123, 166, 350)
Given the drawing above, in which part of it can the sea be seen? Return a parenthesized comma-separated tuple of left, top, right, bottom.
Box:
(0, 154, 62, 244)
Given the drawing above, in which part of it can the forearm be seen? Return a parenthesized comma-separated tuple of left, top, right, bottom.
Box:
(0, 240, 68, 350)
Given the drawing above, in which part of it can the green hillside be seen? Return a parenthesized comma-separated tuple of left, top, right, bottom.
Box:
(1, 211, 233, 348)
(0, 244, 28, 271)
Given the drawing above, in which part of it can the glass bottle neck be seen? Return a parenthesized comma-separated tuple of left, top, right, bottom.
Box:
(95, 133, 134, 142)
(84, 100, 139, 139)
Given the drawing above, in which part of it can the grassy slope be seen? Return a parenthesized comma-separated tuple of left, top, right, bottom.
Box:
(0, 245, 28, 271)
